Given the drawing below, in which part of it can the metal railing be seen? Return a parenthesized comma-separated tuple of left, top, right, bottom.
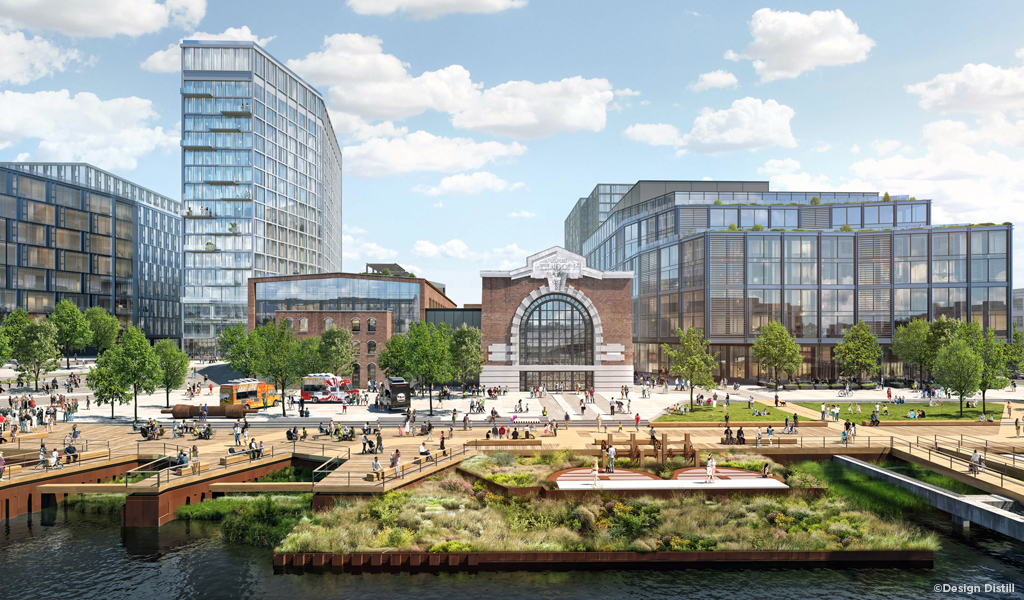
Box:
(888, 437, 1024, 492)
(377, 443, 471, 488)
(312, 451, 351, 486)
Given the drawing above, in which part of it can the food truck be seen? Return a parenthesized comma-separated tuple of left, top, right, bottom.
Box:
(381, 376, 412, 411)
(219, 378, 280, 410)
(300, 373, 354, 403)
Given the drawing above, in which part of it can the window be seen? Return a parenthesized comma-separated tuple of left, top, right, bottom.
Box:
(351, 317, 360, 332)
(971, 230, 1008, 283)
(831, 207, 860, 228)
(821, 236, 854, 285)
(858, 288, 892, 338)
(896, 203, 927, 225)
(710, 209, 737, 228)
(298, 317, 308, 332)
(821, 289, 854, 337)
(894, 234, 928, 284)
(681, 238, 704, 288)
(740, 209, 768, 228)
(972, 287, 1008, 333)
(895, 289, 928, 328)
(659, 293, 679, 338)
(682, 291, 704, 333)
(324, 317, 334, 330)
(933, 232, 967, 283)
(864, 205, 894, 227)
(747, 289, 781, 335)
(352, 340, 360, 356)
(933, 287, 967, 321)
(746, 236, 780, 285)
(284, 317, 294, 330)
(858, 235, 892, 285)
(771, 209, 798, 229)
(351, 363, 360, 389)
(367, 340, 377, 355)
(519, 294, 594, 365)
(659, 245, 678, 291)
(785, 290, 818, 337)
(367, 363, 376, 383)
(367, 318, 376, 333)
(784, 236, 817, 284)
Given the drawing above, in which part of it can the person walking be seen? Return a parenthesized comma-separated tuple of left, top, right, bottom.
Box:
(634, 413, 641, 432)
(607, 444, 616, 473)
(1016, 417, 1021, 438)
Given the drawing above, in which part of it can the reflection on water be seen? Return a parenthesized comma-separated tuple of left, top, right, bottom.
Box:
(0, 505, 1022, 600)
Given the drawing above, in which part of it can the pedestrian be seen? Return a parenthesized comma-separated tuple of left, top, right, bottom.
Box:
(1017, 418, 1021, 438)
(607, 444, 616, 473)
(564, 412, 570, 429)
(634, 413, 641, 431)
(376, 430, 384, 454)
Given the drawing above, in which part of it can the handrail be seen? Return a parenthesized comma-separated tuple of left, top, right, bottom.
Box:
(378, 443, 470, 488)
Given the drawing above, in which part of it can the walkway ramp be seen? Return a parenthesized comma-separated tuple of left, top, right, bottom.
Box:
(835, 455, 1024, 541)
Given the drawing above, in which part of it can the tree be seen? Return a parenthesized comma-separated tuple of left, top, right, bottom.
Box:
(890, 319, 931, 383)
(924, 316, 961, 376)
(318, 326, 355, 376)
(407, 321, 454, 416)
(450, 324, 483, 391)
(218, 323, 256, 377)
(49, 299, 92, 368)
(251, 321, 302, 417)
(85, 306, 120, 355)
(89, 345, 131, 419)
(378, 333, 413, 381)
(750, 320, 802, 389)
(933, 339, 982, 418)
(955, 321, 1008, 414)
(810, 196, 821, 205)
(661, 327, 718, 410)
(113, 326, 160, 422)
(2, 307, 30, 352)
(882, 191, 892, 202)
(154, 339, 189, 408)
(833, 320, 882, 381)
(1006, 325, 1024, 376)
(13, 318, 61, 391)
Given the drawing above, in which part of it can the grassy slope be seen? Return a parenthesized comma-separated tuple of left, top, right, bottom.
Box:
(655, 401, 797, 422)
(794, 401, 1003, 421)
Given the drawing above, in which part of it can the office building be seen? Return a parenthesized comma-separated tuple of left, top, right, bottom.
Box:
(181, 40, 342, 354)
(247, 272, 456, 388)
(565, 180, 1013, 382)
(0, 162, 182, 342)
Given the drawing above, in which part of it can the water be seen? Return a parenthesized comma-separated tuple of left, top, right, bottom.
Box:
(1, 507, 1023, 600)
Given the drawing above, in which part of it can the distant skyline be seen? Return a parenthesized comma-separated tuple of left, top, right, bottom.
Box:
(1, 1, 1023, 304)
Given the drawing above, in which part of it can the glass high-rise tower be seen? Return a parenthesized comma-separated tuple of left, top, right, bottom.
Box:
(180, 40, 342, 354)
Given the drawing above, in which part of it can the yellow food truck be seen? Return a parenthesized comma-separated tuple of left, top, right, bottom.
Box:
(219, 378, 280, 410)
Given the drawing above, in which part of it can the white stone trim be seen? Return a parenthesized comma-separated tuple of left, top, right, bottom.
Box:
(506, 285, 604, 367)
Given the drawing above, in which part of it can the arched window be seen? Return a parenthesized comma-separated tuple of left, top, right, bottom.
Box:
(351, 318, 360, 332)
(519, 293, 594, 365)
(324, 318, 334, 331)
(352, 340, 360, 356)
(367, 340, 377, 355)
(367, 318, 377, 333)
(298, 317, 308, 332)
(367, 363, 376, 383)
(351, 363, 361, 389)
(284, 317, 294, 330)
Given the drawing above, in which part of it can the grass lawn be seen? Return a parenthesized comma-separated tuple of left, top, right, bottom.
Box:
(793, 401, 1003, 421)
(654, 401, 797, 422)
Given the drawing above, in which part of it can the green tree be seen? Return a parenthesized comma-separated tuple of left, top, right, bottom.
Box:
(924, 316, 962, 376)
(251, 321, 302, 416)
(13, 318, 61, 391)
(49, 299, 92, 369)
(89, 345, 131, 419)
(750, 320, 802, 389)
(378, 333, 413, 381)
(810, 196, 821, 205)
(839, 224, 854, 232)
(1007, 325, 1024, 375)
(218, 323, 256, 377)
(2, 307, 30, 351)
(833, 320, 882, 381)
(890, 319, 931, 383)
(661, 327, 718, 410)
(882, 191, 892, 202)
(113, 326, 160, 422)
(318, 326, 355, 376)
(954, 321, 1008, 414)
(154, 339, 189, 408)
(84, 306, 120, 354)
(450, 324, 483, 391)
(933, 338, 983, 417)
(407, 321, 454, 416)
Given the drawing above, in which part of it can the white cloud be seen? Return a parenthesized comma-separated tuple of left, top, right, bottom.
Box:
(141, 26, 274, 73)
(347, 0, 526, 19)
(811, 142, 831, 152)
(288, 33, 615, 139)
(412, 239, 528, 266)
(342, 234, 399, 262)
(626, 97, 796, 155)
(614, 88, 641, 97)
(0, 0, 205, 37)
(907, 51, 1024, 112)
(341, 224, 367, 235)
(413, 171, 524, 196)
(0, 90, 177, 171)
(871, 139, 902, 156)
(850, 144, 861, 154)
(757, 158, 801, 176)
(689, 70, 738, 92)
(413, 239, 474, 259)
(342, 130, 526, 177)
(0, 26, 82, 84)
(507, 210, 535, 218)
(726, 8, 875, 82)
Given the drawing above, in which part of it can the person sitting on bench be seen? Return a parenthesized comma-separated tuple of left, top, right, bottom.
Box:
(419, 443, 432, 461)
(64, 444, 78, 463)
(724, 426, 734, 444)
(286, 430, 295, 441)
(300, 428, 308, 441)
(371, 456, 384, 480)
(736, 427, 745, 445)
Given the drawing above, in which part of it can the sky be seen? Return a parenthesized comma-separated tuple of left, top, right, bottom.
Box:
(2, 0, 1024, 305)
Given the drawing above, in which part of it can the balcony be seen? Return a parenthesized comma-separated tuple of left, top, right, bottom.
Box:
(203, 179, 240, 186)
(181, 88, 213, 99)
(184, 210, 217, 218)
(208, 127, 242, 133)
(181, 142, 216, 151)
(221, 103, 253, 118)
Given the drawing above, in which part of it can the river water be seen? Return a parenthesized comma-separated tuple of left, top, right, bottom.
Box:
(1, 506, 1022, 600)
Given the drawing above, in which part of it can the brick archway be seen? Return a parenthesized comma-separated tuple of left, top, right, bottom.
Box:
(508, 285, 604, 366)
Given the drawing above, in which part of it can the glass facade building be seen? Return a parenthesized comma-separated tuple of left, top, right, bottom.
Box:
(565, 180, 1014, 382)
(181, 40, 342, 354)
(0, 163, 182, 342)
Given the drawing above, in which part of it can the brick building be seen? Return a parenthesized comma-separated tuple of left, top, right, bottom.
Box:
(247, 272, 455, 388)
(480, 247, 633, 391)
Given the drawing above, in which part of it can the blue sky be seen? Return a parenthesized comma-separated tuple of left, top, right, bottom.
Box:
(2, 0, 1024, 304)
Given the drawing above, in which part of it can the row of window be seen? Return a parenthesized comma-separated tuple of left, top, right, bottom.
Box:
(280, 316, 379, 334)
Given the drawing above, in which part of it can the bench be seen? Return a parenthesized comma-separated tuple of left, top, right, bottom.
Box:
(219, 453, 249, 466)
(63, 449, 108, 464)
(719, 437, 798, 446)
(192, 429, 216, 440)
(16, 432, 47, 440)
(173, 461, 208, 476)
(465, 438, 541, 447)
(1, 464, 23, 479)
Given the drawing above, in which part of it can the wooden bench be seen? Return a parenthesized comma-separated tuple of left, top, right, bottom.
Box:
(173, 461, 208, 476)
(219, 453, 249, 466)
(719, 437, 798, 446)
(1, 464, 23, 479)
(17, 432, 47, 440)
(465, 438, 540, 447)
(62, 449, 108, 464)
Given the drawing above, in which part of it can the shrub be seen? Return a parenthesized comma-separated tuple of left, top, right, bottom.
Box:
(489, 472, 535, 487)
(439, 476, 473, 495)
(751, 224, 765, 231)
(363, 491, 409, 527)
(492, 451, 516, 467)
(810, 196, 821, 205)
(429, 540, 474, 552)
